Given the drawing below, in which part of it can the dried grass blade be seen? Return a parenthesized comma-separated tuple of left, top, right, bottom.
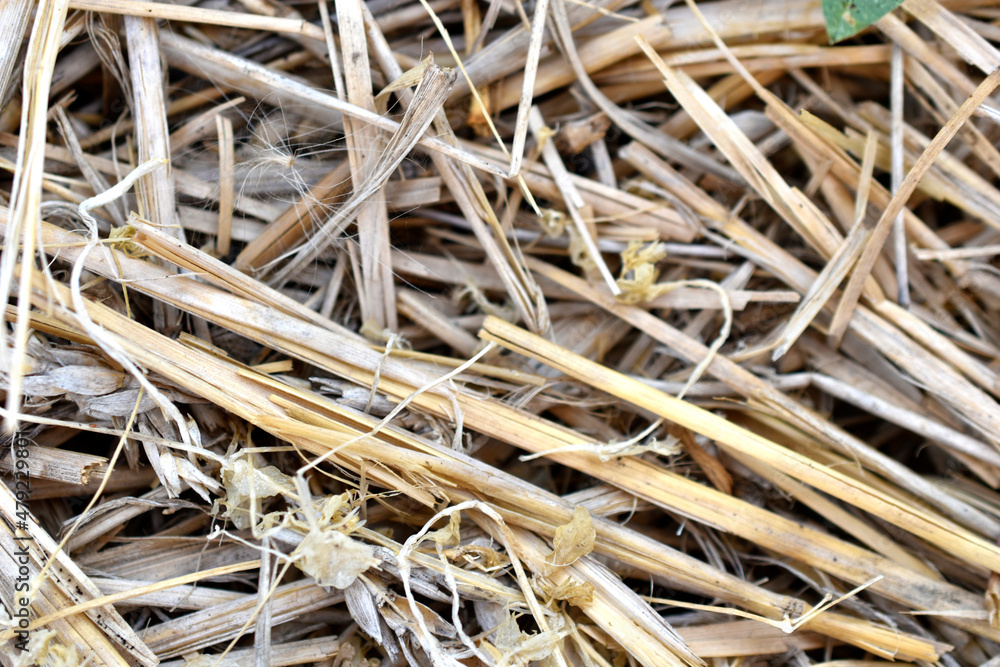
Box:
(214, 113, 235, 258)
(68, 0, 326, 40)
(0, 484, 157, 665)
(0, 0, 31, 108)
(0, 0, 70, 433)
(529, 105, 618, 293)
(266, 64, 457, 287)
(158, 32, 505, 178)
(479, 315, 1000, 573)
(828, 67, 1000, 343)
(336, 0, 395, 330)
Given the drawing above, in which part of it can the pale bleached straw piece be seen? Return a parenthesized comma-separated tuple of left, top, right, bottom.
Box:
(139, 579, 337, 659)
(92, 577, 246, 611)
(0, 0, 31, 108)
(27, 465, 157, 501)
(334, 0, 395, 330)
(506, 0, 550, 179)
(158, 32, 506, 178)
(214, 113, 235, 257)
(69, 0, 327, 41)
(890, 42, 910, 306)
(528, 105, 619, 294)
(62, 487, 189, 553)
(0, 444, 107, 486)
(17, 228, 944, 658)
(157, 637, 344, 667)
(265, 64, 457, 288)
(0, 484, 158, 665)
(125, 17, 180, 234)
(0, 0, 71, 435)
(76, 537, 262, 581)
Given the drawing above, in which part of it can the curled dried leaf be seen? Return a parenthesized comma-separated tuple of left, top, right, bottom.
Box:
(213, 455, 295, 529)
(548, 506, 595, 569)
(295, 528, 380, 589)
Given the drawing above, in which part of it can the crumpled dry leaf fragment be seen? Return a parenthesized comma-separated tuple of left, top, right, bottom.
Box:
(616, 241, 669, 304)
(483, 610, 568, 667)
(295, 528, 380, 589)
(548, 506, 595, 569)
(535, 575, 595, 607)
(425, 511, 462, 548)
(213, 455, 295, 529)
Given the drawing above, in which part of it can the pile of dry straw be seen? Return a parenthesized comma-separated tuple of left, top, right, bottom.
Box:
(4, 0, 1000, 664)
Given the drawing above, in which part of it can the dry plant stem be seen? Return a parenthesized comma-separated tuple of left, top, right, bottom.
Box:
(156, 637, 343, 667)
(254, 536, 272, 667)
(13, 233, 942, 658)
(0, 445, 108, 485)
(359, 5, 550, 332)
(528, 105, 619, 294)
(807, 372, 1000, 469)
(479, 315, 1000, 571)
(335, 0, 395, 331)
(31, 284, 948, 655)
(772, 131, 879, 361)
(13, 561, 260, 636)
(0, 483, 157, 665)
(829, 67, 1000, 344)
(125, 16, 179, 234)
(140, 580, 342, 659)
(91, 577, 245, 611)
(0, 0, 31, 107)
(214, 113, 235, 257)
(0, 0, 70, 434)
(524, 256, 1000, 538)
(507, 0, 550, 178)
(36, 246, 966, 656)
(891, 42, 909, 306)
(67, 0, 326, 41)
(266, 64, 456, 287)
(158, 32, 507, 178)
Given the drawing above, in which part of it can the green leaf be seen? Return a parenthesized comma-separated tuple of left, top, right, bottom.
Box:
(823, 0, 904, 43)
